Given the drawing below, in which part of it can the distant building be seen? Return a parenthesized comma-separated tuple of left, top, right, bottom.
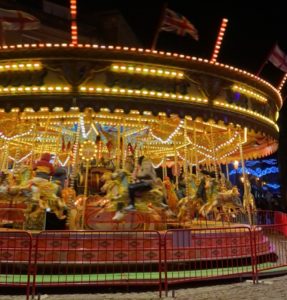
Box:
(0, 0, 141, 46)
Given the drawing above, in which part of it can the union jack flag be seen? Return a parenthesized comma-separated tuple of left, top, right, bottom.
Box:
(0, 8, 40, 31)
(268, 44, 287, 73)
(161, 8, 198, 41)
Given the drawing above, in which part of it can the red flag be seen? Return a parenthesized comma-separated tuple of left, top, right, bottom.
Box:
(161, 8, 198, 41)
(268, 44, 287, 73)
(0, 8, 40, 31)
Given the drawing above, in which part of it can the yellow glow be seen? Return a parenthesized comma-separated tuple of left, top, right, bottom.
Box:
(234, 160, 239, 169)
(0, 62, 42, 72)
(111, 64, 184, 78)
(0, 43, 282, 106)
(80, 86, 208, 104)
(0, 86, 70, 95)
(232, 85, 267, 103)
(214, 101, 278, 131)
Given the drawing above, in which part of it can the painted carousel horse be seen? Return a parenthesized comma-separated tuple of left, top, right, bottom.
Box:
(66, 168, 133, 230)
(61, 187, 78, 229)
(84, 166, 171, 229)
(0, 172, 12, 200)
(0, 166, 67, 229)
(163, 176, 178, 213)
(177, 174, 204, 222)
(199, 181, 243, 220)
(0, 167, 33, 204)
(72, 168, 132, 229)
(13, 166, 67, 222)
(243, 179, 256, 212)
(24, 177, 66, 219)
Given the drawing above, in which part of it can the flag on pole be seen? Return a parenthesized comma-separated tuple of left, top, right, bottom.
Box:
(268, 44, 287, 73)
(0, 8, 40, 31)
(161, 8, 198, 41)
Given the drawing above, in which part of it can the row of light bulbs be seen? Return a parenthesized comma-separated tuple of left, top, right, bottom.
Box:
(0, 62, 42, 72)
(0, 42, 281, 106)
(214, 101, 278, 131)
(111, 64, 184, 78)
(79, 86, 208, 104)
(0, 128, 33, 141)
(150, 120, 184, 144)
(0, 86, 70, 94)
(232, 85, 268, 103)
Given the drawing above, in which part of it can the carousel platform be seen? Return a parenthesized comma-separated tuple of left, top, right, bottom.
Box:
(0, 216, 279, 289)
(32, 226, 274, 264)
(0, 219, 276, 266)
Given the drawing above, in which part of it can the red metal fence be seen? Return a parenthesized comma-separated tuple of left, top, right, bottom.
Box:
(0, 231, 32, 300)
(163, 226, 255, 293)
(32, 230, 162, 298)
(0, 210, 287, 299)
(253, 223, 287, 279)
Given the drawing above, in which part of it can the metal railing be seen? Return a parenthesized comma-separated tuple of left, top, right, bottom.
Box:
(0, 210, 287, 299)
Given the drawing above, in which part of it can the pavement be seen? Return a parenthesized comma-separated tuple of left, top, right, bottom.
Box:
(1, 274, 287, 300)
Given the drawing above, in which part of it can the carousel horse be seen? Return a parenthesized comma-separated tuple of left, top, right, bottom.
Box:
(74, 168, 132, 228)
(0, 172, 11, 200)
(66, 168, 133, 230)
(88, 165, 171, 228)
(0, 166, 67, 229)
(177, 174, 204, 222)
(0, 167, 32, 204)
(12, 166, 67, 222)
(104, 169, 131, 201)
(199, 180, 243, 220)
(243, 179, 256, 212)
(25, 177, 66, 219)
(163, 176, 178, 212)
(62, 187, 78, 229)
(105, 163, 167, 209)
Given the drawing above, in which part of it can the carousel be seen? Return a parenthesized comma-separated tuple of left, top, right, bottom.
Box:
(0, 4, 285, 295)
(0, 42, 280, 232)
(0, 40, 282, 286)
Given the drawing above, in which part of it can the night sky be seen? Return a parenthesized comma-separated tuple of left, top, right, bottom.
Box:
(79, 0, 287, 89)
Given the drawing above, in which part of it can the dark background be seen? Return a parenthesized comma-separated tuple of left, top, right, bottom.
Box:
(79, 0, 287, 83)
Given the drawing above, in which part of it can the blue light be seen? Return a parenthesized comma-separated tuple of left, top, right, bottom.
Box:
(229, 166, 279, 178)
(265, 183, 281, 189)
(234, 92, 241, 101)
(245, 159, 278, 167)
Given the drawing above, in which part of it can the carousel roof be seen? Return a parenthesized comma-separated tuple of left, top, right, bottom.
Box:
(0, 43, 281, 162)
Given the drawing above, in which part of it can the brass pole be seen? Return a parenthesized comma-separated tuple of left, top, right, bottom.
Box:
(238, 131, 252, 225)
(116, 124, 121, 169)
(121, 119, 126, 169)
(210, 124, 218, 181)
(183, 117, 189, 198)
(69, 117, 81, 189)
(193, 121, 199, 178)
(174, 143, 179, 189)
(82, 160, 90, 230)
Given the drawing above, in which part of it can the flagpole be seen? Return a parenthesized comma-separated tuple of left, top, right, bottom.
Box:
(256, 43, 276, 76)
(150, 2, 168, 50)
(210, 18, 228, 63)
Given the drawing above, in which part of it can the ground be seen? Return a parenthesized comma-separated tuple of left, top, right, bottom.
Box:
(1, 274, 287, 300)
